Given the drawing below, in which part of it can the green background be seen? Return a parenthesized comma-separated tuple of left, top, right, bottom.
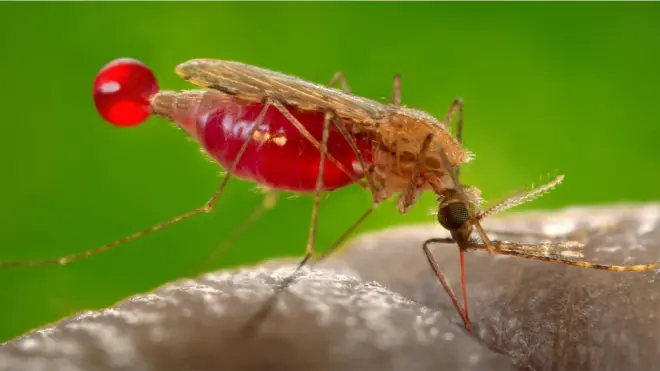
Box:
(1, 3, 659, 342)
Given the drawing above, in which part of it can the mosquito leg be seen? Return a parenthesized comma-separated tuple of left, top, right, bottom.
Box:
(234, 111, 383, 338)
(432, 127, 492, 327)
(188, 190, 279, 276)
(327, 72, 352, 93)
(234, 111, 382, 334)
(298, 111, 333, 268)
(440, 98, 472, 326)
(441, 98, 464, 178)
(442, 98, 464, 143)
(478, 240, 660, 272)
(0, 100, 275, 269)
(423, 237, 472, 332)
(274, 114, 380, 261)
(392, 74, 402, 106)
(237, 205, 378, 342)
(238, 111, 333, 337)
(266, 104, 380, 270)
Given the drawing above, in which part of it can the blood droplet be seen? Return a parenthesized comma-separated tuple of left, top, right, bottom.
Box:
(93, 58, 159, 127)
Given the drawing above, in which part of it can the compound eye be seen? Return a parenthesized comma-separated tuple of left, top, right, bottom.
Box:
(437, 202, 470, 230)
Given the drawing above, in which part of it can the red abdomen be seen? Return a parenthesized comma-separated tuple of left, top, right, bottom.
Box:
(167, 93, 373, 193)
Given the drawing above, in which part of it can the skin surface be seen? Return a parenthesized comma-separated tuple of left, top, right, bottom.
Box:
(2, 203, 659, 371)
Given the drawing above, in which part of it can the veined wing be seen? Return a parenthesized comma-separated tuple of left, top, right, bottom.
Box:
(175, 59, 394, 122)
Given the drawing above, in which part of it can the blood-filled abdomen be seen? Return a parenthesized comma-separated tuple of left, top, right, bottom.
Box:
(152, 90, 373, 193)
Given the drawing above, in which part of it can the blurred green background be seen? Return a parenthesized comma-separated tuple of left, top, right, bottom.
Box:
(1, 2, 659, 342)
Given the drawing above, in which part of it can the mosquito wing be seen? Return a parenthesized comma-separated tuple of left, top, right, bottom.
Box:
(175, 59, 394, 123)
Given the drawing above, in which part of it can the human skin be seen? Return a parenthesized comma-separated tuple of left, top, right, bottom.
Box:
(2, 203, 659, 371)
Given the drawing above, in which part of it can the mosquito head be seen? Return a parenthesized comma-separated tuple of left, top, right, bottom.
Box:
(436, 186, 483, 245)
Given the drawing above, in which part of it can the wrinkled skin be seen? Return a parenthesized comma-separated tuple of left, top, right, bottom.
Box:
(2, 203, 659, 371)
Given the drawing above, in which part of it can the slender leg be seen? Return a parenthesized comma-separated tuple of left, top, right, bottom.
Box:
(443, 98, 470, 324)
(463, 238, 660, 272)
(236, 109, 332, 285)
(238, 74, 403, 335)
(423, 237, 472, 331)
(433, 164, 488, 331)
(327, 72, 352, 94)
(392, 74, 402, 106)
(0, 100, 275, 269)
(433, 98, 473, 328)
(239, 113, 385, 337)
(301, 111, 333, 266)
(398, 100, 473, 331)
(444, 98, 464, 143)
(442, 98, 464, 178)
(263, 106, 374, 272)
(238, 111, 332, 337)
(402, 105, 473, 330)
(443, 98, 470, 323)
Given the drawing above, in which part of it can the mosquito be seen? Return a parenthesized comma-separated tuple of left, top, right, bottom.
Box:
(169, 59, 660, 335)
(2, 58, 478, 338)
(3, 58, 657, 337)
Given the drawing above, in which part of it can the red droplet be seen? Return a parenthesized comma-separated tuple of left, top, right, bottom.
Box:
(93, 58, 159, 127)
